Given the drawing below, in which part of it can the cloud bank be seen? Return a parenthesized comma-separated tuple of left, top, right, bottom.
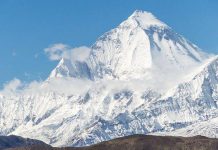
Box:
(44, 43, 91, 62)
(0, 43, 93, 97)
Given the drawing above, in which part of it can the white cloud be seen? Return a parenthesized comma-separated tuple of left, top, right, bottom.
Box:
(0, 44, 92, 96)
(1, 78, 23, 94)
(44, 43, 91, 62)
(0, 77, 91, 97)
(1, 44, 93, 96)
(44, 43, 69, 61)
(71, 46, 91, 62)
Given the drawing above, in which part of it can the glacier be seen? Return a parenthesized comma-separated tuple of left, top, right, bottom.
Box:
(0, 10, 218, 147)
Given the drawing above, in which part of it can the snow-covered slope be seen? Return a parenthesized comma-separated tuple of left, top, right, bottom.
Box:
(50, 10, 208, 84)
(0, 10, 217, 147)
(49, 58, 91, 79)
(155, 117, 218, 138)
(88, 10, 208, 80)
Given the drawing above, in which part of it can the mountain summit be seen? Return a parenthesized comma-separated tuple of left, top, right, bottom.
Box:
(88, 10, 208, 80)
(50, 10, 209, 89)
(128, 10, 168, 28)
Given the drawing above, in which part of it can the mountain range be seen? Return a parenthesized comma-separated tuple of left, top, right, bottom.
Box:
(0, 10, 218, 147)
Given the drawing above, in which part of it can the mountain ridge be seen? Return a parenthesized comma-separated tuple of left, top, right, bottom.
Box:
(8, 135, 218, 150)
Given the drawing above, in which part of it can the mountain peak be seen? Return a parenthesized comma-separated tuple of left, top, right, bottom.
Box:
(128, 10, 168, 29)
(49, 10, 209, 81)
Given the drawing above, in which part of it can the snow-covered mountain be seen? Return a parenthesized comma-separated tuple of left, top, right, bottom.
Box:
(0, 10, 218, 147)
(49, 10, 208, 82)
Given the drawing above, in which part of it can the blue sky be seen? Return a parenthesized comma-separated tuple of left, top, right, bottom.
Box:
(0, 0, 218, 86)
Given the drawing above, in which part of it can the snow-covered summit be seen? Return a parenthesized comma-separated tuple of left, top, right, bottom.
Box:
(50, 10, 209, 82)
(127, 10, 168, 29)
